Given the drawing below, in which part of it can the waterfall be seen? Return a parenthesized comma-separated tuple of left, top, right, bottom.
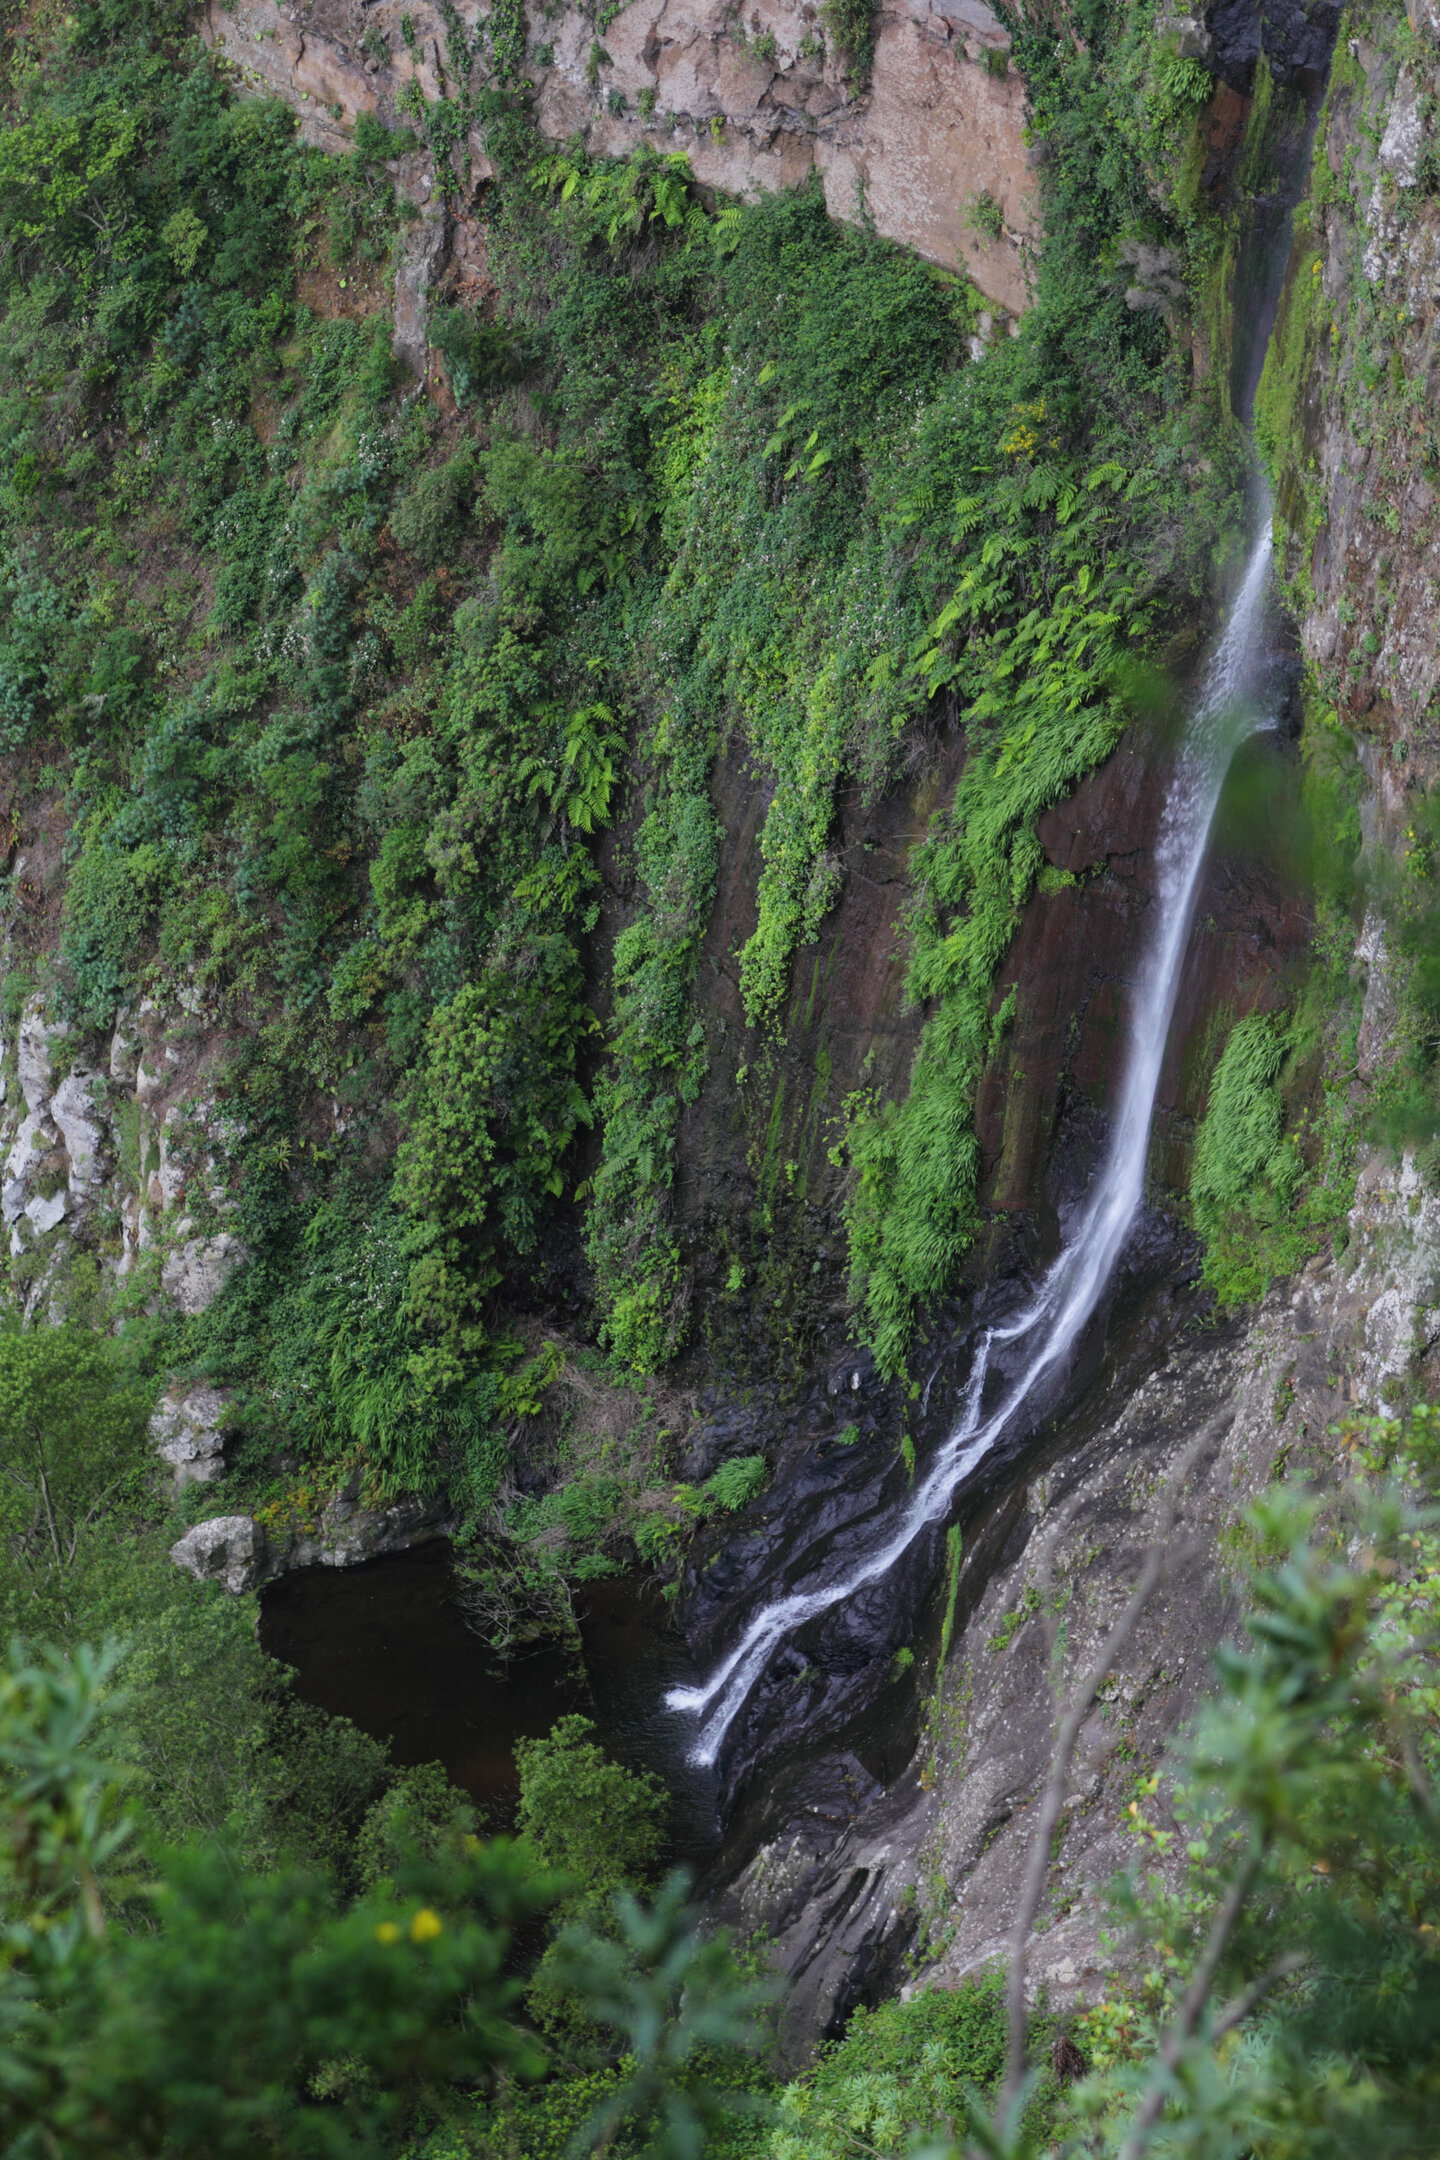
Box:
(668, 514, 1278, 1769)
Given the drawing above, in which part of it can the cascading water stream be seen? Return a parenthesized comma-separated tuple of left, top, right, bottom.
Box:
(668, 509, 1278, 1770)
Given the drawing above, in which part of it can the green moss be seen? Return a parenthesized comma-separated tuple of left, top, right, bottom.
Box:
(1253, 235, 1330, 607)
(937, 1521, 963, 1667)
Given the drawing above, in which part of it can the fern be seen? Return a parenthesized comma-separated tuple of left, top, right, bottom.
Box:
(703, 1454, 767, 1513)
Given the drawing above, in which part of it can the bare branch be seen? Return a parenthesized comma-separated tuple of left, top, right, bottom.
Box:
(1207, 1950, 1306, 2046)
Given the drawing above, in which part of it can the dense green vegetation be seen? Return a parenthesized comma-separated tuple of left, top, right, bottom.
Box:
(0, 1634, 777, 2158)
(769, 1974, 1058, 2156)
(0, 0, 1258, 1510)
(9, 1403, 1440, 2156)
(5, 0, 1440, 2151)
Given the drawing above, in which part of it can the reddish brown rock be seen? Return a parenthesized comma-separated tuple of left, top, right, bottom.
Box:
(199, 0, 1037, 314)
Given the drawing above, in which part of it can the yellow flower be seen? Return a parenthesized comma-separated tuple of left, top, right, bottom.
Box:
(410, 1907, 444, 1944)
(374, 1921, 400, 1945)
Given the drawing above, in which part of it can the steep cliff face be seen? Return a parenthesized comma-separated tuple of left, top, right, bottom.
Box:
(2, 991, 244, 1325)
(2, 0, 1435, 2071)
(200, 0, 1038, 315)
(702, 0, 1440, 2052)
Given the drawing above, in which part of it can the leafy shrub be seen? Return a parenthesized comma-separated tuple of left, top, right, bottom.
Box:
(514, 1713, 667, 1924)
(1192, 1014, 1290, 1224)
(355, 1761, 481, 1891)
(966, 189, 1006, 244)
(60, 835, 175, 1027)
(428, 305, 524, 403)
(0, 552, 70, 750)
(0, 1329, 151, 1599)
(479, 439, 625, 613)
(393, 911, 593, 1393)
(389, 452, 474, 566)
(771, 1976, 1016, 2156)
(820, 0, 875, 83)
(1189, 1013, 1316, 1306)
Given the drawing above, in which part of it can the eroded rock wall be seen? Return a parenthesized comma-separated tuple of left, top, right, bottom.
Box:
(733, 1141, 1440, 2057)
(1, 989, 246, 1327)
(198, 0, 1038, 316)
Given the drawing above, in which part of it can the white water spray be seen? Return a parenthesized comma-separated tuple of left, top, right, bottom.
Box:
(668, 514, 1277, 1768)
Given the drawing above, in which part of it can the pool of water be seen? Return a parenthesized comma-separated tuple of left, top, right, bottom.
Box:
(259, 1541, 722, 1870)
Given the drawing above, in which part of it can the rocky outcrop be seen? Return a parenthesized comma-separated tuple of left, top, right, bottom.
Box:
(197, 0, 1038, 317)
(170, 1482, 453, 1593)
(0, 992, 247, 1323)
(150, 1386, 236, 1489)
(1282, 32, 1440, 742)
(1205, 0, 1345, 95)
(170, 1514, 269, 1595)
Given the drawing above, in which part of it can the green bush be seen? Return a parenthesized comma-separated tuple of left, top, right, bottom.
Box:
(514, 1714, 667, 1928)
(770, 1975, 1029, 2157)
(0, 1328, 152, 1604)
(355, 1762, 482, 1891)
(820, 0, 875, 83)
(704, 1454, 767, 1512)
(428, 306, 524, 403)
(388, 453, 474, 566)
(479, 439, 625, 614)
(514, 1712, 669, 2038)
(60, 834, 175, 1026)
(1190, 1012, 1315, 1305)
(1192, 1014, 1291, 1224)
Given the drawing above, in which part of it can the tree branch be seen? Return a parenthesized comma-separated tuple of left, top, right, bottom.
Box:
(1207, 1950, 1306, 2046)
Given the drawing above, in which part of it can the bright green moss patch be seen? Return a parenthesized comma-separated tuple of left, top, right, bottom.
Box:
(1188, 702, 1363, 1308)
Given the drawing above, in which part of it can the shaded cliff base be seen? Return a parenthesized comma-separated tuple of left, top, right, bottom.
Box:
(712, 1133, 1440, 2060)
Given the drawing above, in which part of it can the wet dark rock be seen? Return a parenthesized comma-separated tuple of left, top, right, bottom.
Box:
(712, 1764, 931, 2060)
(680, 1397, 778, 1482)
(664, 651, 1316, 2044)
(733, 1122, 1436, 2055)
(678, 1183, 1199, 1828)
(1206, 0, 1262, 91)
(1203, 0, 1342, 94)
(1261, 0, 1344, 92)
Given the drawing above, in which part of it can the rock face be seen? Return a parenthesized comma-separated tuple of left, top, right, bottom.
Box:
(198, 0, 1038, 317)
(1279, 38, 1440, 743)
(170, 1485, 453, 1594)
(170, 1515, 269, 1595)
(0, 992, 247, 1324)
(689, 17, 1440, 2054)
(700, 1119, 1440, 2059)
(150, 1387, 235, 1489)
(0, 991, 256, 1506)
(1205, 0, 1344, 94)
